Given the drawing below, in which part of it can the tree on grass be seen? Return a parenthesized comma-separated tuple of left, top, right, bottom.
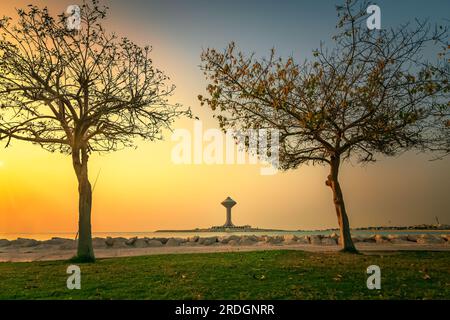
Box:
(199, 0, 449, 252)
(0, 0, 189, 261)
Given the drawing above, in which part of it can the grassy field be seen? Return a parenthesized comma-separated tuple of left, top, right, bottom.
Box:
(0, 250, 449, 299)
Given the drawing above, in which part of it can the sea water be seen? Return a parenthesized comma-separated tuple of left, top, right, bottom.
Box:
(0, 230, 448, 241)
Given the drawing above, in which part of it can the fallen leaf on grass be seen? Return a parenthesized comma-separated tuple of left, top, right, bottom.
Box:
(333, 275, 343, 282)
(333, 274, 343, 281)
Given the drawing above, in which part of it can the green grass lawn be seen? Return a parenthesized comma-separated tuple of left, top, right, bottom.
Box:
(0, 250, 449, 299)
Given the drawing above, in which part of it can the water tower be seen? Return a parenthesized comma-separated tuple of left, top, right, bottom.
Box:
(221, 197, 236, 227)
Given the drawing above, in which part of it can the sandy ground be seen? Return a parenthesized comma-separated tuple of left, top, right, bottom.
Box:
(1, 242, 449, 262)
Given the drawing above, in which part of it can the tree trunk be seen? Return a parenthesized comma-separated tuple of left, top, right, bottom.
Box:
(72, 147, 95, 262)
(326, 155, 357, 253)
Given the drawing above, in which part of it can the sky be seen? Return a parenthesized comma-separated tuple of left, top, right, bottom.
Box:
(0, 0, 449, 234)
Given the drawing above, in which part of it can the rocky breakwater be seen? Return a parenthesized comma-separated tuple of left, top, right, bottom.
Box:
(0, 233, 448, 250)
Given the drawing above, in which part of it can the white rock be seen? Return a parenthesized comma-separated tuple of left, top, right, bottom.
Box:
(105, 237, 115, 247)
(296, 236, 310, 244)
(162, 238, 171, 244)
(309, 235, 322, 245)
(147, 240, 163, 247)
(34, 244, 56, 250)
(416, 235, 445, 244)
(362, 235, 377, 243)
(11, 238, 40, 247)
(283, 234, 298, 242)
(329, 232, 339, 239)
(111, 237, 128, 248)
(202, 239, 216, 246)
(244, 235, 259, 242)
(220, 235, 240, 244)
(42, 238, 75, 248)
(351, 236, 364, 243)
(0, 239, 11, 247)
(92, 238, 107, 248)
(406, 235, 420, 242)
(34, 238, 69, 249)
(374, 235, 389, 244)
(198, 237, 217, 245)
(188, 236, 199, 243)
(239, 238, 256, 246)
(166, 238, 181, 246)
(42, 237, 73, 246)
(266, 236, 283, 244)
(134, 239, 148, 248)
(387, 234, 408, 241)
(321, 237, 337, 245)
(389, 238, 411, 244)
(126, 237, 138, 246)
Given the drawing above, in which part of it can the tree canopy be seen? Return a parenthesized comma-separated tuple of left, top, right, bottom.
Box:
(0, 0, 189, 154)
(199, 0, 449, 169)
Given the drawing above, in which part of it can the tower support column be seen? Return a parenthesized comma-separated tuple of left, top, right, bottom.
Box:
(221, 197, 236, 228)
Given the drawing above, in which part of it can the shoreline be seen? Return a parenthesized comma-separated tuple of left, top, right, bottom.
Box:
(2, 243, 450, 263)
(1, 233, 449, 262)
(1, 229, 449, 241)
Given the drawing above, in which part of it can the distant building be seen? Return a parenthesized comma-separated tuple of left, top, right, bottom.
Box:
(221, 196, 236, 227)
(211, 197, 252, 230)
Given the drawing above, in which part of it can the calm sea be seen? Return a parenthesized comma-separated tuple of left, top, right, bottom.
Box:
(0, 230, 448, 241)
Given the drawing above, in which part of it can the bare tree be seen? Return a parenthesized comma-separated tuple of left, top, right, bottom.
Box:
(199, 0, 449, 252)
(429, 42, 450, 158)
(0, 0, 189, 261)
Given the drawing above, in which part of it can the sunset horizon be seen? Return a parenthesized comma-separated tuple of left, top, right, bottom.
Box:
(0, 0, 449, 306)
(1, 0, 449, 235)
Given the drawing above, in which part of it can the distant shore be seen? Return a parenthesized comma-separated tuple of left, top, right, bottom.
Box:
(2, 225, 449, 241)
(156, 224, 450, 233)
(1, 232, 449, 262)
(155, 228, 288, 233)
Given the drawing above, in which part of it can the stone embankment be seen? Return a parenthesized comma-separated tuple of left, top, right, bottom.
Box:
(1, 233, 449, 250)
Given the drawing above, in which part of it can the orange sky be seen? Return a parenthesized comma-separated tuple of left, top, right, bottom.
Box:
(0, 0, 449, 233)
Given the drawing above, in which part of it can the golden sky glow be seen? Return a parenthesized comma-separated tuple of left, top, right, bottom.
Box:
(0, 0, 449, 234)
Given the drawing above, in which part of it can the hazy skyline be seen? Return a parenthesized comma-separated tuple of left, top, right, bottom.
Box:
(0, 0, 449, 234)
